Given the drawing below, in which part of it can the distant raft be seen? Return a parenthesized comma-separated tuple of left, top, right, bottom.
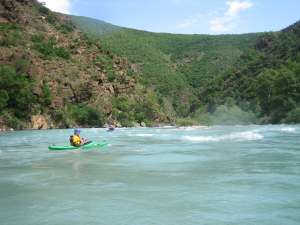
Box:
(48, 141, 108, 151)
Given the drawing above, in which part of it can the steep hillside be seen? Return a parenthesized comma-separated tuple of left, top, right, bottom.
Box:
(71, 16, 260, 117)
(200, 21, 300, 123)
(0, 0, 170, 130)
(71, 15, 300, 125)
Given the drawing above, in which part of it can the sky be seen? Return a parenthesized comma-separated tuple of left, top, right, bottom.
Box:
(39, 0, 300, 34)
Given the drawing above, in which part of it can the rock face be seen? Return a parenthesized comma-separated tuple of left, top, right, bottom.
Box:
(0, 0, 29, 23)
(0, 0, 167, 130)
(0, 118, 8, 132)
(30, 115, 49, 130)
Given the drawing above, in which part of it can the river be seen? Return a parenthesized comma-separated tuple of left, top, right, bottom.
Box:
(0, 125, 299, 225)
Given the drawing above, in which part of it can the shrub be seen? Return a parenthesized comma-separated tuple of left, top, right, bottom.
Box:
(51, 109, 65, 123)
(192, 107, 212, 125)
(176, 118, 196, 126)
(7, 115, 25, 130)
(284, 107, 300, 124)
(50, 109, 75, 128)
(0, 24, 19, 31)
(55, 47, 70, 59)
(107, 71, 116, 82)
(15, 58, 30, 73)
(37, 5, 50, 15)
(72, 105, 105, 127)
(93, 55, 116, 80)
(1, 31, 22, 46)
(133, 103, 156, 123)
(41, 83, 52, 106)
(1, 112, 25, 130)
(46, 14, 57, 25)
(113, 97, 131, 111)
(112, 97, 139, 126)
(33, 37, 56, 58)
(117, 111, 135, 127)
(59, 23, 75, 34)
(0, 90, 8, 110)
(0, 65, 36, 118)
(135, 111, 147, 123)
(32, 35, 70, 59)
(35, 4, 57, 24)
(31, 34, 45, 43)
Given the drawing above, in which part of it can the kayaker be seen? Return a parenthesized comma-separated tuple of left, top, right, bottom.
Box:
(69, 128, 87, 147)
(107, 124, 115, 132)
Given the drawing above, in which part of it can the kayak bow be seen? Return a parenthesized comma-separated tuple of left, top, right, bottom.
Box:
(48, 141, 108, 151)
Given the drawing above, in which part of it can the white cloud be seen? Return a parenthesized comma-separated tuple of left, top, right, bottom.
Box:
(226, 0, 253, 17)
(210, 0, 253, 33)
(38, 0, 72, 14)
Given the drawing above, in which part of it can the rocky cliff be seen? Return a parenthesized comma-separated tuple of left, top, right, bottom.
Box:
(0, 0, 168, 130)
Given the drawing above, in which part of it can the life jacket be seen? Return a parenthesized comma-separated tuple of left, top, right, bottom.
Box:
(70, 134, 81, 147)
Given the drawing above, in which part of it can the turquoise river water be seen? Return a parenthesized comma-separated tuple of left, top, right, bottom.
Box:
(0, 125, 300, 225)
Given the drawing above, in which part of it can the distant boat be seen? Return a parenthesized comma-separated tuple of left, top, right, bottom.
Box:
(107, 126, 115, 132)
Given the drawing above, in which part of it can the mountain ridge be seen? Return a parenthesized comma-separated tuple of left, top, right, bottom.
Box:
(71, 14, 300, 124)
(1, 1, 299, 130)
(71, 15, 261, 116)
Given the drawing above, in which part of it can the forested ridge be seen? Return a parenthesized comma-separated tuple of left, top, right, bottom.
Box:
(72, 16, 300, 125)
(201, 20, 300, 124)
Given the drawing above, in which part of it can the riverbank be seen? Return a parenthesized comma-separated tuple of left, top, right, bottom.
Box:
(0, 124, 210, 132)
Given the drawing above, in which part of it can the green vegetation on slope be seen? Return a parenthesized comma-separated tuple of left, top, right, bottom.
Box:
(90, 28, 195, 117)
(72, 16, 300, 124)
(71, 16, 261, 121)
(0, 65, 37, 129)
(0, 0, 170, 129)
(200, 21, 300, 124)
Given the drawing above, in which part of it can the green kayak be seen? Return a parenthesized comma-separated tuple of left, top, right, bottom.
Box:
(48, 141, 108, 151)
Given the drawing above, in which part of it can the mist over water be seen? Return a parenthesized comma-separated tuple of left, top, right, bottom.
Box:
(0, 125, 300, 225)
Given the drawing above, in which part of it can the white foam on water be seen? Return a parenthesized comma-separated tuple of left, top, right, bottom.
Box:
(177, 127, 196, 131)
(177, 126, 209, 131)
(183, 131, 264, 143)
(132, 149, 144, 152)
(129, 133, 154, 137)
(253, 125, 297, 134)
(161, 126, 176, 128)
(136, 134, 154, 137)
(280, 127, 296, 133)
(183, 136, 218, 142)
